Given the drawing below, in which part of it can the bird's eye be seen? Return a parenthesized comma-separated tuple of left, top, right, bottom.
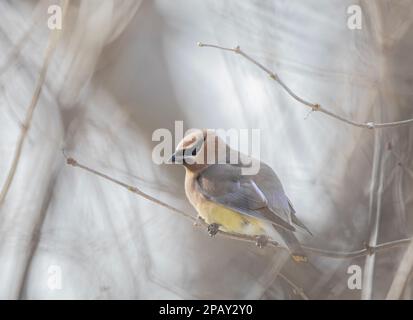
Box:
(192, 148, 197, 156)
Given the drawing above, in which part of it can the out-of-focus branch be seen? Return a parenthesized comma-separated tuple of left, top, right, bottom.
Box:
(64, 154, 412, 259)
(362, 129, 386, 300)
(303, 238, 411, 259)
(278, 272, 309, 300)
(390, 147, 413, 180)
(0, 0, 70, 207)
(386, 145, 413, 299)
(386, 239, 413, 299)
(0, 21, 37, 76)
(197, 42, 413, 129)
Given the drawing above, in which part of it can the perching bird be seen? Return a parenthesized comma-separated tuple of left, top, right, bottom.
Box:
(169, 130, 311, 262)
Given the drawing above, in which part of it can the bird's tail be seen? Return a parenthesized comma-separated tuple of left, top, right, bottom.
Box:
(273, 225, 308, 263)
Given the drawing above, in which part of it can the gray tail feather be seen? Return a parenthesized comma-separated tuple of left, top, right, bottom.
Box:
(273, 225, 308, 263)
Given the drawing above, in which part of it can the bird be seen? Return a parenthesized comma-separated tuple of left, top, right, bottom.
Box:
(169, 129, 311, 262)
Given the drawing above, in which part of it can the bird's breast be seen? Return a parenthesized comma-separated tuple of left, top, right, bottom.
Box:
(184, 171, 266, 236)
(198, 200, 267, 236)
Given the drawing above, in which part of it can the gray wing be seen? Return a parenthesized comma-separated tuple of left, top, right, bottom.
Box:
(256, 163, 312, 234)
(253, 163, 293, 222)
(196, 163, 297, 231)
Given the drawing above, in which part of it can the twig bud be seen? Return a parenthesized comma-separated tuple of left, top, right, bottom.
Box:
(66, 158, 77, 166)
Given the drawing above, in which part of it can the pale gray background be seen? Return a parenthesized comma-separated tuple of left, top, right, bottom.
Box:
(0, 0, 412, 299)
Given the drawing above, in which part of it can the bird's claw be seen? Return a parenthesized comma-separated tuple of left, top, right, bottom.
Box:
(207, 223, 220, 237)
(255, 235, 268, 248)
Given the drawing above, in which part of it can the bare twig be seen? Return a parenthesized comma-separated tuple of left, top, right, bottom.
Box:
(303, 238, 411, 259)
(386, 147, 413, 299)
(362, 129, 386, 300)
(0, 20, 37, 76)
(386, 239, 413, 299)
(385, 144, 409, 249)
(64, 154, 412, 259)
(278, 272, 309, 300)
(63, 152, 281, 248)
(197, 42, 413, 129)
(390, 148, 413, 180)
(0, 0, 70, 207)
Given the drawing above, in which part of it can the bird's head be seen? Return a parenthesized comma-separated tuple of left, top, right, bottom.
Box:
(169, 129, 228, 171)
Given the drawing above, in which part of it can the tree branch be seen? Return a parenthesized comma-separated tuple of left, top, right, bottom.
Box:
(63, 153, 280, 248)
(0, 0, 70, 207)
(278, 272, 309, 300)
(197, 42, 413, 129)
(386, 146, 413, 299)
(64, 154, 412, 259)
(362, 129, 386, 299)
(386, 239, 413, 299)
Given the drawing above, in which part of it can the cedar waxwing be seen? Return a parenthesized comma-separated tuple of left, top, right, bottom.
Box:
(170, 130, 311, 262)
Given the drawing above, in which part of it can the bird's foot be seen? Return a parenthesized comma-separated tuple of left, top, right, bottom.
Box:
(207, 223, 220, 237)
(255, 235, 268, 248)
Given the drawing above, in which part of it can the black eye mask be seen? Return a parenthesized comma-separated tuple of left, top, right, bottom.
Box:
(184, 138, 204, 158)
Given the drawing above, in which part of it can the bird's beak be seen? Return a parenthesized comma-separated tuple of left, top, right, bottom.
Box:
(168, 149, 184, 164)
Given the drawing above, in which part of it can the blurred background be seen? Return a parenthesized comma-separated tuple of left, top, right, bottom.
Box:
(0, 0, 412, 299)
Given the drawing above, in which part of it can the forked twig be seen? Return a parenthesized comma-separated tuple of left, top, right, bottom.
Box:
(197, 42, 413, 129)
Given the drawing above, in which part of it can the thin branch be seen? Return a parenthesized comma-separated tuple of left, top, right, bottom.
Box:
(197, 42, 413, 129)
(386, 146, 413, 299)
(303, 237, 411, 259)
(0, 0, 48, 77)
(390, 148, 413, 180)
(278, 272, 309, 300)
(386, 239, 413, 299)
(64, 154, 412, 259)
(387, 143, 409, 243)
(0, 0, 70, 207)
(0, 20, 37, 76)
(362, 129, 385, 300)
(63, 152, 281, 248)
(402, 272, 413, 300)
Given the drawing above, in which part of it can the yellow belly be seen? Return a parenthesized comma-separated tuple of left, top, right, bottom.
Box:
(196, 200, 266, 236)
